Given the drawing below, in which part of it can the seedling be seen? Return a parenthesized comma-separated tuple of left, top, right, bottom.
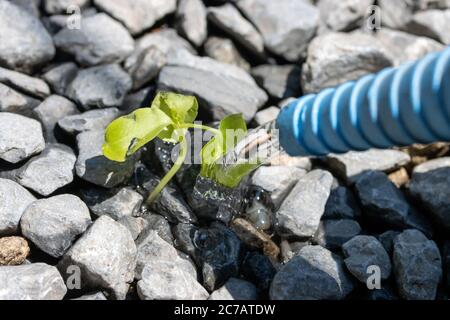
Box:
(102, 92, 259, 204)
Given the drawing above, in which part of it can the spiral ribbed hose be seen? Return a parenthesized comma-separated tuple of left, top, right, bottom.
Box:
(277, 47, 450, 156)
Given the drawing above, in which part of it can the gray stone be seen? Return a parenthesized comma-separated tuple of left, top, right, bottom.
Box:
(342, 235, 392, 283)
(444, 241, 450, 291)
(204, 37, 250, 71)
(408, 157, 450, 231)
(318, 0, 373, 32)
(376, 28, 444, 66)
(0, 178, 36, 236)
(275, 170, 334, 239)
(121, 87, 154, 113)
(377, 230, 401, 256)
(118, 216, 147, 241)
(44, 0, 89, 14)
(141, 214, 174, 245)
(67, 64, 132, 110)
(314, 219, 361, 250)
(355, 171, 432, 235)
(93, 0, 176, 35)
(0, 66, 50, 98)
(0, 83, 40, 116)
(325, 149, 411, 184)
(254, 106, 280, 126)
(42, 62, 79, 96)
(208, 4, 264, 55)
(241, 251, 276, 292)
(251, 165, 307, 209)
(0, 0, 55, 73)
(302, 32, 392, 93)
(0, 113, 45, 163)
(252, 64, 301, 99)
(0, 263, 66, 300)
(323, 186, 360, 219)
(378, 0, 416, 30)
(407, 10, 450, 45)
(176, 0, 207, 47)
(81, 187, 143, 220)
(135, 230, 197, 281)
(72, 292, 107, 300)
(393, 229, 442, 300)
(21, 194, 91, 258)
(10, 0, 41, 17)
(125, 46, 166, 90)
(137, 260, 208, 300)
(54, 13, 135, 66)
(33, 95, 79, 142)
(125, 29, 195, 74)
(158, 49, 268, 121)
(75, 130, 136, 188)
(270, 245, 354, 300)
(209, 278, 258, 300)
(59, 216, 137, 300)
(58, 108, 120, 135)
(237, 0, 319, 62)
(3, 144, 76, 196)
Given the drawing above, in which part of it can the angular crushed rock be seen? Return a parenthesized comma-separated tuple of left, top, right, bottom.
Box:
(54, 13, 135, 66)
(0, 113, 45, 163)
(0, 66, 50, 98)
(0, 82, 40, 116)
(323, 186, 360, 220)
(58, 108, 120, 135)
(0, 263, 67, 300)
(59, 216, 137, 300)
(318, 0, 374, 32)
(204, 36, 250, 71)
(42, 62, 79, 96)
(314, 219, 361, 250)
(251, 64, 301, 100)
(275, 170, 334, 239)
(176, 0, 207, 47)
(21, 194, 92, 258)
(209, 278, 258, 300)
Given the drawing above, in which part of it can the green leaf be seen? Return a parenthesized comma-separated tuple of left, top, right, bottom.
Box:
(200, 113, 255, 188)
(102, 108, 173, 162)
(151, 92, 198, 143)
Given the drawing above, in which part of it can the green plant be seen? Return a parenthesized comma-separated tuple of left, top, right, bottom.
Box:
(102, 92, 259, 204)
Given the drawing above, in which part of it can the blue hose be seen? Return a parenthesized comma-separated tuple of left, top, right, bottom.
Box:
(276, 47, 450, 156)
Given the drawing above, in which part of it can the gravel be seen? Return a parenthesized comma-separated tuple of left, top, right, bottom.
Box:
(209, 278, 258, 300)
(0, 66, 50, 98)
(176, 0, 207, 47)
(251, 65, 302, 100)
(58, 108, 120, 136)
(21, 194, 91, 257)
(314, 219, 362, 250)
(0, 236, 30, 266)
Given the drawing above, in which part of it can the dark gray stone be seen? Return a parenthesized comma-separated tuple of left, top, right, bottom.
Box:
(141, 214, 174, 245)
(355, 171, 432, 235)
(125, 46, 166, 90)
(408, 157, 450, 231)
(42, 62, 79, 96)
(314, 219, 361, 250)
(270, 245, 354, 300)
(275, 170, 334, 239)
(377, 230, 401, 256)
(54, 13, 135, 66)
(208, 4, 264, 55)
(342, 235, 392, 283)
(0, 178, 36, 236)
(67, 64, 132, 110)
(0, 113, 45, 163)
(302, 32, 392, 93)
(21, 194, 92, 258)
(323, 186, 360, 220)
(81, 187, 143, 220)
(0, 0, 55, 73)
(241, 251, 276, 292)
(75, 130, 136, 188)
(176, 0, 207, 47)
(251, 65, 301, 99)
(0, 263, 67, 300)
(0, 83, 40, 116)
(237, 0, 319, 62)
(59, 216, 137, 300)
(393, 229, 442, 300)
(93, 0, 176, 35)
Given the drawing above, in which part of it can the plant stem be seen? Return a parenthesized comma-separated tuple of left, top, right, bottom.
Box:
(180, 123, 220, 135)
(146, 136, 188, 204)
